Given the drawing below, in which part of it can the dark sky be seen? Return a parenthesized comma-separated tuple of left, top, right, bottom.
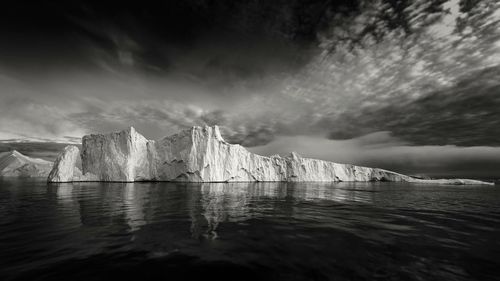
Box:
(1, 0, 500, 178)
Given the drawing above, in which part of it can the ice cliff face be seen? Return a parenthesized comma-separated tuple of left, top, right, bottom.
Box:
(48, 145, 83, 182)
(0, 150, 53, 177)
(47, 126, 493, 185)
(149, 127, 415, 183)
(81, 127, 152, 182)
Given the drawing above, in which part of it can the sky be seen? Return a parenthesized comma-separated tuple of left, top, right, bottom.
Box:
(1, 0, 500, 178)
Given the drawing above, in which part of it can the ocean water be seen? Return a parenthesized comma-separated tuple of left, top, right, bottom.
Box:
(0, 179, 499, 281)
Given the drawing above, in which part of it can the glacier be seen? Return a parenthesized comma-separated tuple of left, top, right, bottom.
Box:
(47, 126, 493, 185)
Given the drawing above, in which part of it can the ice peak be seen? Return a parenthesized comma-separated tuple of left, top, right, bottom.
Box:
(289, 152, 301, 160)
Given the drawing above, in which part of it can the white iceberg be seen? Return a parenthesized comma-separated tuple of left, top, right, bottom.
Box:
(0, 150, 53, 178)
(47, 126, 493, 185)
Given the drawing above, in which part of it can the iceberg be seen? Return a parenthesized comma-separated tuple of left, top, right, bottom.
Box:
(0, 150, 53, 178)
(47, 126, 493, 185)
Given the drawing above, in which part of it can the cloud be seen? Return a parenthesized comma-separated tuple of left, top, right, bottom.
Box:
(321, 66, 500, 146)
(275, 0, 500, 146)
(0, 94, 86, 143)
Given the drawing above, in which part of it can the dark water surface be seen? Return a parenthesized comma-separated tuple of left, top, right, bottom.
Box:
(1, 179, 499, 281)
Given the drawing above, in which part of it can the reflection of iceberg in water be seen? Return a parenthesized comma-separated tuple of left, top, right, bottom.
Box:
(200, 183, 251, 239)
(193, 182, 375, 239)
(67, 182, 150, 232)
(123, 183, 147, 232)
(54, 183, 74, 203)
(291, 182, 374, 203)
(48, 182, 151, 234)
(197, 182, 286, 239)
(47, 183, 82, 228)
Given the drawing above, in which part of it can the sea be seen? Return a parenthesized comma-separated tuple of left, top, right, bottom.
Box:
(1, 178, 499, 281)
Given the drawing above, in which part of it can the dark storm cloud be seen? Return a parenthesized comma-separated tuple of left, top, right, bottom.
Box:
(0, 0, 351, 76)
(2, 0, 443, 80)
